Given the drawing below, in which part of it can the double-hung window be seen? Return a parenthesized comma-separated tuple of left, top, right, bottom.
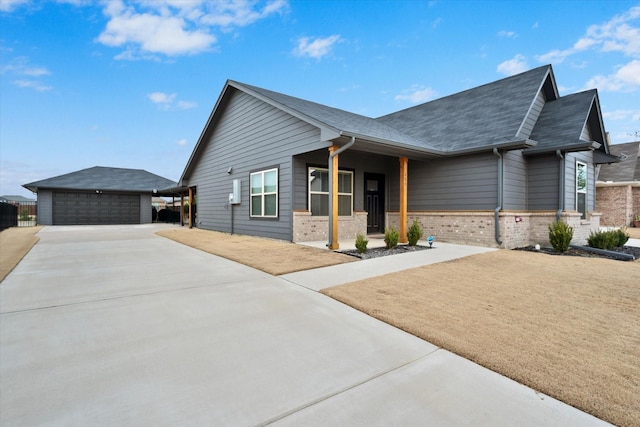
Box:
(250, 168, 278, 218)
(576, 161, 587, 219)
(308, 167, 353, 216)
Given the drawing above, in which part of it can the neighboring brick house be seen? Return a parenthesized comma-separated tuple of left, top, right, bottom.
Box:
(176, 65, 616, 249)
(596, 141, 640, 227)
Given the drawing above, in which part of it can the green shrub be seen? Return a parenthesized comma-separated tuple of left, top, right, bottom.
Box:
(587, 230, 614, 249)
(612, 228, 630, 247)
(19, 208, 30, 221)
(548, 221, 573, 253)
(355, 233, 369, 254)
(588, 228, 629, 249)
(384, 227, 399, 249)
(406, 219, 424, 246)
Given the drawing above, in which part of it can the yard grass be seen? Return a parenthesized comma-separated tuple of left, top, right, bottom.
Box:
(322, 249, 640, 427)
(156, 227, 355, 275)
(0, 226, 42, 283)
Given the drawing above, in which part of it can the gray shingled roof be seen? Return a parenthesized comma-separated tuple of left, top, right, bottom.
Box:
(376, 65, 553, 151)
(528, 90, 599, 153)
(232, 81, 434, 151)
(23, 166, 177, 193)
(597, 141, 640, 182)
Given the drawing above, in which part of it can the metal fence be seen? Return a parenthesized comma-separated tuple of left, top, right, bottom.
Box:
(1, 201, 37, 228)
(0, 202, 18, 231)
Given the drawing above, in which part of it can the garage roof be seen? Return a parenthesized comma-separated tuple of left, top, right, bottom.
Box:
(23, 166, 177, 194)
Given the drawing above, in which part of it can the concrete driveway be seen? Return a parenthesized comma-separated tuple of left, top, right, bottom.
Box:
(1, 225, 609, 426)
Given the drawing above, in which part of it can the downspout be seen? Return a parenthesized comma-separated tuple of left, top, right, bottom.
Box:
(556, 150, 564, 221)
(327, 136, 356, 248)
(493, 148, 503, 246)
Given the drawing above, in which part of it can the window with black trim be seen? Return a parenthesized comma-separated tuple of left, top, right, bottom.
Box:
(308, 167, 353, 216)
(250, 168, 278, 218)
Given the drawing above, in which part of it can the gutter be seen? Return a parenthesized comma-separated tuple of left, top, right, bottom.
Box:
(327, 136, 356, 249)
(556, 150, 564, 221)
(493, 148, 503, 246)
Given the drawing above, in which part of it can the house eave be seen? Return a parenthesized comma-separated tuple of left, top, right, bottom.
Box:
(522, 140, 601, 156)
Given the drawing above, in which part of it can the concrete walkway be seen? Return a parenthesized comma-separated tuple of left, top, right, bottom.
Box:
(287, 239, 497, 291)
(0, 225, 610, 426)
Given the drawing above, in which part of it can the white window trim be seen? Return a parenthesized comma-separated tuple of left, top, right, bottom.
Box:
(308, 167, 353, 216)
(576, 161, 587, 216)
(250, 168, 278, 218)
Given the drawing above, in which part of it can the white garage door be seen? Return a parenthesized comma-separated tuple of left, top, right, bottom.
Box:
(53, 192, 140, 225)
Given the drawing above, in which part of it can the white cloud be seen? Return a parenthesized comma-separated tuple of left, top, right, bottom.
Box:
(497, 30, 517, 38)
(176, 100, 196, 110)
(97, 0, 287, 59)
(496, 54, 529, 76)
(432, 17, 443, 29)
(603, 109, 640, 121)
(148, 91, 176, 104)
(1, 57, 52, 91)
(584, 59, 640, 92)
(1, 56, 50, 76)
(293, 35, 341, 60)
(13, 79, 52, 91)
(176, 138, 188, 146)
(536, 5, 640, 64)
(148, 91, 196, 110)
(395, 85, 438, 103)
(0, 0, 28, 12)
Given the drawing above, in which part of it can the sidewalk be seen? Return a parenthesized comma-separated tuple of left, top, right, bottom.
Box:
(284, 240, 497, 291)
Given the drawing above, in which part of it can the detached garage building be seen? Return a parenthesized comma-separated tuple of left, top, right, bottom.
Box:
(23, 166, 177, 225)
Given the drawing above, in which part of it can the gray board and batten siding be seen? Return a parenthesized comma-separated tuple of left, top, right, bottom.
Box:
(188, 87, 328, 241)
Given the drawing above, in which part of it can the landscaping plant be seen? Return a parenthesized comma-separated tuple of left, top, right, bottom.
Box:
(384, 227, 399, 249)
(19, 208, 30, 222)
(548, 221, 573, 253)
(407, 219, 424, 246)
(588, 228, 629, 250)
(355, 233, 369, 254)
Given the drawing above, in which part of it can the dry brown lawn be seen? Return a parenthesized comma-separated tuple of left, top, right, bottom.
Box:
(0, 226, 42, 283)
(156, 228, 355, 275)
(323, 250, 640, 427)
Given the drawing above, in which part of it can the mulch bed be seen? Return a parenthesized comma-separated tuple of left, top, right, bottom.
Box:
(341, 244, 432, 260)
(516, 245, 640, 261)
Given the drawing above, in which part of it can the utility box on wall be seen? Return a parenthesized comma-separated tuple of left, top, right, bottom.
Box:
(230, 179, 241, 205)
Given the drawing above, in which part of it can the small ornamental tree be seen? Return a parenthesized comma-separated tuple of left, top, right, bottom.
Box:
(407, 219, 424, 246)
(548, 221, 573, 253)
(384, 227, 399, 249)
(355, 233, 369, 254)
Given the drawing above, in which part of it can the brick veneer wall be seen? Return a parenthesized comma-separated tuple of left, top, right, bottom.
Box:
(292, 210, 367, 242)
(386, 210, 600, 249)
(596, 183, 637, 226)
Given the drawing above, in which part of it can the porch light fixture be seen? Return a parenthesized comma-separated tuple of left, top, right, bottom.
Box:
(227, 166, 233, 174)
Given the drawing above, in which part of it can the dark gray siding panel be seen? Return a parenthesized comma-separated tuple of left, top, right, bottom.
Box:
(37, 190, 53, 225)
(565, 152, 595, 212)
(188, 89, 323, 241)
(292, 149, 395, 212)
(503, 150, 527, 210)
(527, 154, 559, 210)
(404, 153, 498, 211)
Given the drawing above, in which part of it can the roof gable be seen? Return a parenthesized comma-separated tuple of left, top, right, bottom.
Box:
(597, 141, 640, 182)
(24, 166, 177, 193)
(528, 90, 604, 154)
(376, 65, 553, 152)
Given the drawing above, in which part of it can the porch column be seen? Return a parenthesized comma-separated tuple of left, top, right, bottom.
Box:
(188, 187, 194, 229)
(328, 145, 340, 249)
(399, 157, 408, 243)
(180, 193, 185, 226)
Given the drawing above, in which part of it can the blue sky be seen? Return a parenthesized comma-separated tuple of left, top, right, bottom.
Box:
(1, 0, 639, 198)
